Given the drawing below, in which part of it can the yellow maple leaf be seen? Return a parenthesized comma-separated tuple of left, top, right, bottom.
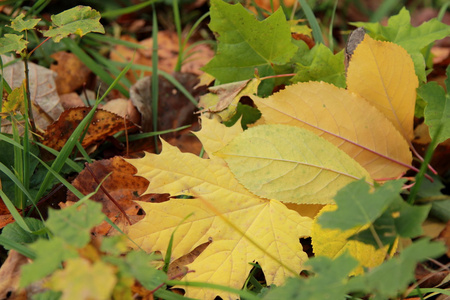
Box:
(195, 115, 243, 157)
(347, 35, 418, 141)
(311, 205, 392, 275)
(216, 124, 372, 204)
(125, 123, 312, 299)
(251, 81, 412, 179)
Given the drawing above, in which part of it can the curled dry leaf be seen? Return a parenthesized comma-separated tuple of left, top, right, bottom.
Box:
(0, 250, 29, 299)
(129, 73, 200, 133)
(67, 156, 168, 236)
(1, 55, 63, 133)
(42, 107, 138, 151)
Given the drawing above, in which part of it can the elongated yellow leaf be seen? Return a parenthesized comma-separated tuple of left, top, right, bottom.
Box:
(216, 124, 372, 204)
(311, 205, 392, 275)
(252, 81, 412, 179)
(125, 140, 311, 299)
(347, 35, 418, 140)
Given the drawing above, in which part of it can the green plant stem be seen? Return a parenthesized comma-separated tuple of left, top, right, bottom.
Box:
(152, 6, 159, 153)
(173, 0, 183, 72)
(408, 125, 443, 204)
(21, 54, 37, 135)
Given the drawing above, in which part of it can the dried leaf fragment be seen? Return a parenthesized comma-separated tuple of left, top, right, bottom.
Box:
(42, 107, 137, 151)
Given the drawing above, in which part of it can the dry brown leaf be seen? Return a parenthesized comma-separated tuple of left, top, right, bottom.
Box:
(110, 31, 214, 83)
(0, 250, 29, 299)
(42, 107, 138, 151)
(67, 157, 168, 236)
(129, 73, 200, 133)
(1, 55, 63, 132)
(50, 51, 92, 94)
(59, 92, 85, 109)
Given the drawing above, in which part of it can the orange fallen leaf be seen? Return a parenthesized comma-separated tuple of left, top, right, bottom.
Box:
(42, 107, 138, 151)
(67, 156, 168, 236)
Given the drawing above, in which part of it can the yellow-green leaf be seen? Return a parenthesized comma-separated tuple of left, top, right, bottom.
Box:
(0, 34, 27, 55)
(9, 13, 40, 32)
(46, 257, 116, 300)
(347, 35, 418, 140)
(216, 124, 372, 204)
(252, 81, 412, 179)
(1, 82, 26, 118)
(42, 6, 105, 42)
(311, 205, 392, 275)
(125, 139, 312, 299)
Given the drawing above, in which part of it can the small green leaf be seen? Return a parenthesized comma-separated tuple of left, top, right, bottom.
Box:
(125, 251, 167, 290)
(45, 200, 105, 248)
(350, 197, 431, 246)
(0, 34, 27, 55)
(417, 65, 450, 145)
(223, 103, 262, 129)
(20, 237, 78, 287)
(318, 180, 405, 230)
(100, 235, 128, 256)
(9, 13, 40, 32)
(351, 7, 450, 82)
(0, 218, 45, 250)
(203, 0, 296, 84)
(42, 6, 105, 42)
(262, 252, 358, 299)
(348, 239, 445, 300)
(291, 43, 346, 88)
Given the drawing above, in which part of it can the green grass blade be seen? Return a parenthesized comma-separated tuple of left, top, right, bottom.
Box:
(370, 0, 399, 22)
(0, 189, 31, 232)
(0, 162, 41, 219)
(101, 0, 160, 19)
(173, 0, 183, 72)
(12, 119, 24, 208)
(298, 0, 324, 44)
(99, 59, 198, 106)
(152, 6, 159, 152)
(85, 33, 147, 49)
(117, 125, 191, 142)
(328, 0, 338, 50)
(84, 47, 133, 88)
(0, 236, 36, 259)
(33, 60, 134, 203)
(62, 38, 130, 97)
(165, 280, 259, 300)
